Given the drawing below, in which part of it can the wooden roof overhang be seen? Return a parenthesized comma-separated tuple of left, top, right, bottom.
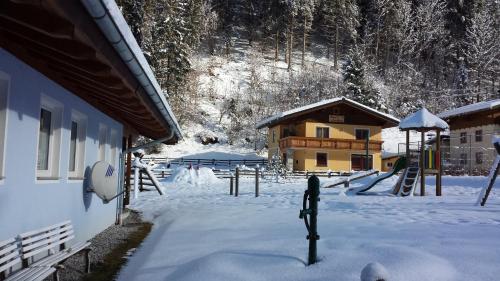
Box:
(0, 0, 179, 143)
(260, 99, 399, 129)
(441, 108, 500, 131)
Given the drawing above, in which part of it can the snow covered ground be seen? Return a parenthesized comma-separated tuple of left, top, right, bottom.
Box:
(117, 170, 500, 281)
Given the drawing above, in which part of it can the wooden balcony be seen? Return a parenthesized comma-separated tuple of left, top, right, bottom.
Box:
(279, 136, 383, 151)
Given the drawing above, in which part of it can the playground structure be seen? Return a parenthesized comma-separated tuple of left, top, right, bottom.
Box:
(477, 137, 500, 206)
(349, 108, 449, 196)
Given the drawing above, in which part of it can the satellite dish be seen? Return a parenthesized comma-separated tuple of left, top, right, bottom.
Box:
(90, 161, 118, 201)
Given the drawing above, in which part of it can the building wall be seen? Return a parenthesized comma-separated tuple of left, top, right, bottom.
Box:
(293, 149, 382, 172)
(382, 157, 399, 172)
(267, 125, 281, 160)
(0, 49, 122, 242)
(449, 124, 499, 173)
(304, 123, 382, 141)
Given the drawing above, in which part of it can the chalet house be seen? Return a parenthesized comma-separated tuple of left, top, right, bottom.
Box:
(0, 1, 181, 243)
(257, 98, 399, 172)
(438, 99, 500, 174)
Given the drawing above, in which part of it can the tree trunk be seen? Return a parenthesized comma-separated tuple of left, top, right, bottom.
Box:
(334, 24, 339, 70)
(275, 30, 279, 61)
(288, 18, 293, 71)
(302, 17, 306, 67)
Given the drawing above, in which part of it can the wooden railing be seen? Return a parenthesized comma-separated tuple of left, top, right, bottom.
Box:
(279, 136, 383, 151)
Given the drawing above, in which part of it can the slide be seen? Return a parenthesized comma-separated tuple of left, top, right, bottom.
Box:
(350, 157, 406, 194)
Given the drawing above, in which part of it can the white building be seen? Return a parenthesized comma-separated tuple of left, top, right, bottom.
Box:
(438, 100, 500, 174)
(0, 1, 181, 242)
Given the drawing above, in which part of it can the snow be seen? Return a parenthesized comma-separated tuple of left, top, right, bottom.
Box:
(438, 99, 500, 119)
(360, 262, 390, 281)
(399, 108, 449, 130)
(118, 174, 500, 281)
(256, 97, 399, 129)
(381, 127, 421, 154)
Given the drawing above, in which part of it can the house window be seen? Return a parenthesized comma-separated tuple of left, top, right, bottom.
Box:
(0, 75, 9, 180)
(351, 154, 373, 170)
(387, 162, 393, 168)
(110, 129, 118, 167)
(316, 127, 329, 138)
(272, 130, 276, 143)
(98, 124, 107, 162)
(476, 152, 483, 164)
(475, 130, 483, 142)
(316, 153, 327, 167)
(460, 132, 467, 144)
(460, 153, 467, 165)
(283, 128, 290, 138)
(37, 96, 63, 179)
(68, 111, 86, 179)
(355, 129, 370, 140)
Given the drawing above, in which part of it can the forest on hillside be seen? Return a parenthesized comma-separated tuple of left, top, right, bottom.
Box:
(117, 0, 499, 146)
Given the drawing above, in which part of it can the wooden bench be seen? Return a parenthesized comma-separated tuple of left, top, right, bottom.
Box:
(0, 221, 91, 281)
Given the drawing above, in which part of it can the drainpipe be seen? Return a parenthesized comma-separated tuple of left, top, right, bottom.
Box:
(115, 130, 175, 225)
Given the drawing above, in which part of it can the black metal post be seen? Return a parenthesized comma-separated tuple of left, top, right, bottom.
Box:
(230, 176, 234, 195)
(299, 175, 320, 265)
(235, 167, 240, 197)
(255, 167, 259, 197)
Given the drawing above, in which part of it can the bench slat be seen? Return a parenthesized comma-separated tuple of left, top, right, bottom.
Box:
(31, 241, 90, 268)
(0, 238, 16, 249)
(18, 221, 71, 238)
(22, 230, 74, 252)
(21, 225, 73, 246)
(0, 255, 21, 273)
(6, 266, 55, 281)
(0, 244, 18, 260)
(22, 235, 75, 259)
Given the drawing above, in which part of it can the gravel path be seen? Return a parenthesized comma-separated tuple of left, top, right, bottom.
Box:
(46, 211, 145, 281)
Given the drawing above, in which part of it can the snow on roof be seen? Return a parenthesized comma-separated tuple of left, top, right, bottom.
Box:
(399, 108, 449, 130)
(256, 97, 399, 129)
(438, 99, 500, 119)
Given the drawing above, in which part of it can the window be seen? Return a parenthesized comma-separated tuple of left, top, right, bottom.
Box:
(387, 162, 393, 168)
(98, 124, 107, 162)
(475, 130, 483, 142)
(460, 153, 467, 165)
(110, 129, 118, 167)
(272, 130, 276, 143)
(68, 111, 86, 179)
(283, 128, 290, 138)
(351, 154, 373, 170)
(37, 95, 63, 179)
(355, 129, 370, 140)
(0, 75, 9, 180)
(460, 132, 467, 144)
(316, 153, 327, 167)
(476, 152, 483, 164)
(316, 127, 329, 138)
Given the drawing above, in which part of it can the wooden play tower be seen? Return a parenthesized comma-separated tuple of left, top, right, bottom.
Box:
(399, 108, 449, 196)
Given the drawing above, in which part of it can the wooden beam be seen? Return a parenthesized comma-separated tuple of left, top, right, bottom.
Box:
(420, 131, 425, 196)
(436, 130, 442, 196)
(0, 1, 74, 39)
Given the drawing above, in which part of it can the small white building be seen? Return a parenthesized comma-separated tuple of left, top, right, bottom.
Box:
(0, 1, 181, 242)
(438, 100, 500, 174)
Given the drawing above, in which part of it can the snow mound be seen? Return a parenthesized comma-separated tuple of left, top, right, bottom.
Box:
(361, 262, 389, 281)
(169, 167, 220, 186)
(399, 108, 448, 130)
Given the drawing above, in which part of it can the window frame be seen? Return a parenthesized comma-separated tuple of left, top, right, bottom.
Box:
(97, 123, 108, 162)
(316, 127, 329, 138)
(0, 72, 10, 182)
(459, 153, 468, 165)
(475, 130, 483, 142)
(316, 152, 328, 167)
(475, 152, 483, 164)
(355, 128, 370, 140)
(460, 132, 467, 144)
(36, 95, 63, 180)
(67, 110, 87, 180)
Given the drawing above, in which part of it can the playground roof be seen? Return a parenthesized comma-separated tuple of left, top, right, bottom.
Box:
(256, 97, 399, 129)
(438, 99, 500, 119)
(399, 108, 449, 131)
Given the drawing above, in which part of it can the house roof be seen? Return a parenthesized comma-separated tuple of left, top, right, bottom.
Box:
(438, 99, 500, 119)
(399, 108, 449, 131)
(0, 0, 181, 142)
(256, 97, 400, 129)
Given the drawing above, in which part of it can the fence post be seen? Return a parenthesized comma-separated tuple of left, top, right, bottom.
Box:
(230, 175, 234, 195)
(139, 171, 144, 191)
(469, 134, 472, 175)
(255, 165, 260, 197)
(161, 171, 165, 178)
(235, 166, 240, 197)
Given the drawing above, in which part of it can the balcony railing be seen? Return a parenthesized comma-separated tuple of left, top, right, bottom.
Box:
(279, 136, 383, 151)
